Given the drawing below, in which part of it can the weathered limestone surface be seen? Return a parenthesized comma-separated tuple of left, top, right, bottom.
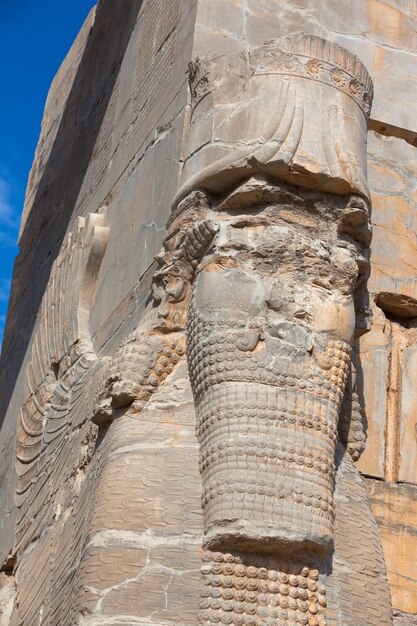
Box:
(366, 480, 417, 616)
(194, 0, 417, 137)
(394, 611, 417, 626)
(356, 126, 417, 621)
(367, 131, 417, 302)
(0, 0, 197, 568)
(0, 1, 416, 625)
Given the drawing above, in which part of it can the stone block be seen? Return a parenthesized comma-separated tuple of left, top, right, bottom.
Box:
(367, 131, 417, 301)
(398, 344, 417, 483)
(355, 308, 389, 479)
(195, 0, 417, 134)
(366, 479, 417, 616)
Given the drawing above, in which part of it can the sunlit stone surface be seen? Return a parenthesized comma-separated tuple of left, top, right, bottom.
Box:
(0, 2, 416, 625)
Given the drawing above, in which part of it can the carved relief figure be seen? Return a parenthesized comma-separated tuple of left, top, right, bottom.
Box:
(13, 213, 110, 623)
(178, 34, 392, 626)
(10, 34, 393, 626)
(188, 184, 364, 556)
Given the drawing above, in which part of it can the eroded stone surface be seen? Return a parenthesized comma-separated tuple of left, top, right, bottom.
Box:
(193, 0, 417, 135)
(367, 480, 417, 616)
(0, 1, 416, 625)
(394, 610, 417, 626)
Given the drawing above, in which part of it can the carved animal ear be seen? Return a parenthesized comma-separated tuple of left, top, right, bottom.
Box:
(154, 220, 218, 274)
(150, 221, 219, 333)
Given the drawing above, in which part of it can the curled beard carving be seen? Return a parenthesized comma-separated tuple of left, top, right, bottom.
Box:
(185, 180, 370, 556)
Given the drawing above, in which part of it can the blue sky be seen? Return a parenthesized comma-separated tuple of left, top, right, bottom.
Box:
(0, 0, 96, 347)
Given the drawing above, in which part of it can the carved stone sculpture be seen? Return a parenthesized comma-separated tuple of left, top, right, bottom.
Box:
(5, 32, 395, 626)
(178, 34, 392, 626)
(12, 213, 110, 623)
(85, 34, 392, 626)
(188, 184, 362, 556)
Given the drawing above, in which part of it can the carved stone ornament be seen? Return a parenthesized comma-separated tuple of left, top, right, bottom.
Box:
(86, 33, 390, 626)
(179, 33, 373, 205)
(10, 32, 393, 626)
(13, 213, 111, 623)
(15, 213, 109, 549)
(174, 33, 391, 626)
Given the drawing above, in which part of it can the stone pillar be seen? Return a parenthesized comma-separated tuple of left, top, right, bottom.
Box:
(0, 5, 400, 622)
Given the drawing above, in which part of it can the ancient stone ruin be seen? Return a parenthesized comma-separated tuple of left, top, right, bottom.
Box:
(0, 2, 416, 625)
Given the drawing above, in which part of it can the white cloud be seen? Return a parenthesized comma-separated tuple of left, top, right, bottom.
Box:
(0, 169, 20, 250)
(0, 278, 11, 302)
(0, 174, 19, 230)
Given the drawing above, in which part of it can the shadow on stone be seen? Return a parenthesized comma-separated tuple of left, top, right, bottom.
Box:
(0, 0, 143, 422)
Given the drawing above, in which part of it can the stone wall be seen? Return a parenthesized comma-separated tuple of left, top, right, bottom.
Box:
(0, 1, 416, 624)
(192, 2, 417, 621)
(0, 0, 196, 560)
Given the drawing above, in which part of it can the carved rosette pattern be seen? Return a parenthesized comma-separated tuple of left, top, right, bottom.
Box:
(248, 34, 373, 116)
(188, 36, 373, 117)
(179, 33, 374, 214)
(199, 551, 327, 626)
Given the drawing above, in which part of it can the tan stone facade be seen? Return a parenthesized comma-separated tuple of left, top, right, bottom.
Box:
(0, 2, 416, 625)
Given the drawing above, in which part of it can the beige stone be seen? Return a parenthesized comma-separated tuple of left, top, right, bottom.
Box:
(180, 34, 371, 203)
(194, 0, 417, 135)
(393, 610, 417, 626)
(1, 1, 417, 625)
(367, 480, 417, 616)
(368, 131, 417, 301)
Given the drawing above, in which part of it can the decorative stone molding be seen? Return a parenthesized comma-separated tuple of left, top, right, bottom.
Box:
(179, 33, 372, 207)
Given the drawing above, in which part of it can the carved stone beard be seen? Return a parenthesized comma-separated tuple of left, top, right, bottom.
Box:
(185, 181, 370, 556)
